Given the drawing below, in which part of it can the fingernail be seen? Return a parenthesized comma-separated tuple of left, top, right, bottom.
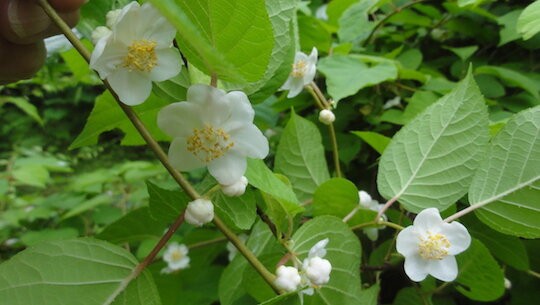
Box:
(8, 0, 51, 38)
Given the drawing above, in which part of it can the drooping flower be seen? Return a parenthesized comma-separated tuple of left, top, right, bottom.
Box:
(185, 199, 214, 227)
(318, 109, 335, 125)
(396, 208, 471, 282)
(274, 265, 302, 292)
(161, 242, 190, 274)
(157, 84, 269, 185)
(221, 176, 248, 197)
(358, 190, 387, 241)
(302, 238, 332, 288)
(90, 2, 182, 105)
(280, 47, 318, 98)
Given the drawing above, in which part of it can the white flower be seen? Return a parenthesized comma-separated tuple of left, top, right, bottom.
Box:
(226, 233, 248, 262)
(358, 190, 386, 241)
(303, 256, 332, 286)
(91, 26, 111, 44)
(318, 109, 335, 125)
(90, 2, 182, 105)
(280, 47, 318, 98)
(221, 176, 248, 197)
(274, 265, 302, 292)
(383, 96, 402, 109)
(308, 238, 328, 258)
(157, 84, 269, 185)
(161, 242, 189, 274)
(504, 277, 512, 290)
(396, 208, 471, 282)
(315, 4, 328, 21)
(185, 199, 214, 227)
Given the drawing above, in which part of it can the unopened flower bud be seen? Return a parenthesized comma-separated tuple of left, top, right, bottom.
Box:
(274, 266, 301, 292)
(106, 9, 122, 28)
(358, 190, 372, 205)
(91, 26, 111, 44)
(504, 277, 512, 289)
(304, 257, 332, 286)
(185, 199, 214, 227)
(221, 176, 248, 197)
(318, 109, 335, 125)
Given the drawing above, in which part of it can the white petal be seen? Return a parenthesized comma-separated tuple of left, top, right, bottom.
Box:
(413, 208, 443, 233)
(403, 254, 429, 282)
(168, 137, 206, 172)
(229, 125, 269, 159)
(111, 3, 141, 45)
(90, 39, 126, 79)
(157, 102, 203, 138)
(149, 48, 182, 82)
(107, 69, 152, 105)
(208, 152, 246, 185)
(224, 91, 255, 123)
(286, 78, 305, 98)
(308, 47, 318, 64)
(187, 85, 231, 126)
(427, 255, 458, 282)
(396, 226, 419, 257)
(168, 257, 190, 270)
(280, 76, 295, 91)
(441, 221, 471, 255)
(140, 3, 177, 46)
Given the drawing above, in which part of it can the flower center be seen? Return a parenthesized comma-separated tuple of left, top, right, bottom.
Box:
(123, 40, 158, 72)
(186, 125, 234, 163)
(418, 232, 451, 260)
(291, 60, 308, 78)
(171, 250, 184, 261)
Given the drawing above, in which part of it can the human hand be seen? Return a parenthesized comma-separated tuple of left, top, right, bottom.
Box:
(0, 0, 85, 84)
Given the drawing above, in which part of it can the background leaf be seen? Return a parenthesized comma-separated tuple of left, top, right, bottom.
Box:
(517, 1, 540, 40)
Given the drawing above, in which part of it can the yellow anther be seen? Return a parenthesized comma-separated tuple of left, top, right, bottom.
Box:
(291, 60, 307, 78)
(418, 232, 451, 260)
(171, 251, 184, 261)
(123, 40, 158, 72)
(186, 125, 234, 163)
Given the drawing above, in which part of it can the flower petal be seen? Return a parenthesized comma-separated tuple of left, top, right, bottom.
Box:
(442, 221, 471, 255)
(396, 226, 420, 257)
(224, 91, 255, 123)
(403, 254, 429, 282)
(107, 68, 152, 105)
(187, 85, 231, 126)
(208, 152, 247, 185)
(413, 208, 443, 233)
(168, 137, 206, 172)
(140, 3, 177, 47)
(427, 255, 458, 282)
(157, 102, 203, 138)
(90, 39, 126, 79)
(229, 124, 269, 159)
(286, 78, 305, 98)
(150, 48, 182, 82)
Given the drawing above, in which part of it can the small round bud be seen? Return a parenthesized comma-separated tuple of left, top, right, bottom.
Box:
(185, 199, 214, 227)
(504, 277, 512, 290)
(91, 26, 112, 44)
(304, 256, 332, 286)
(106, 9, 123, 28)
(221, 176, 248, 197)
(358, 190, 372, 205)
(318, 109, 335, 125)
(274, 266, 301, 292)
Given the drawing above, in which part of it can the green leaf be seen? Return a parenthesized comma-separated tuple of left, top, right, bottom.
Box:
(150, 0, 273, 83)
(20, 228, 79, 246)
(275, 112, 330, 201)
(397, 49, 423, 70)
(147, 181, 189, 223)
(337, 0, 376, 44)
(97, 207, 167, 243)
(61, 194, 113, 220)
(476, 66, 539, 99)
(456, 239, 505, 302)
(443, 45, 478, 61)
(313, 178, 358, 217)
(3, 97, 43, 125)
(351, 131, 391, 154)
(517, 1, 540, 40)
(12, 164, 49, 188)
(377, 70, 489, 212)
(468, 106, 540, 238)
(392, 287, 427, 305)
(298, 15, 332, 53)
(0, 238, 161, 305)
(213, 190, 257, 231)
(291, 216, 363, 305)
(246, 159, 300, 208)
(497, 10, 522, 46)
(70, 91, 169, 149)
(318, 55, 398, 102)
(402, 91, 440, 124)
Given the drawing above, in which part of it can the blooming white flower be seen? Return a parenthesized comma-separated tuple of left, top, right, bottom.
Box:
(226, 233, 248, 262)
(318, 109, 335, 125)
(275, 265, 302, 292)
(280, 47, 318, 98)
(90, 2, 182, 105)
(396, 208, 471, 282)
(157, 84, 269, 185)
(185, 199, 214, 227)
(221, 176, 248, 197)
(358, 190, 387, 241)
(161, 242, 189, 274)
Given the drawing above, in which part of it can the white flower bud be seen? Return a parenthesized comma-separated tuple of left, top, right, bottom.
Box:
(221, 176, 248, 197)
(318, 109, 335, 125)
(504, 277, 512, 289)
(274, 266, 301, 292)
(185, 199, 214, 227)
(358, 190, 372, 205)
(304, 256, 332, 286)
(91, 26, 111, 44)
(106, 9, 122, 28)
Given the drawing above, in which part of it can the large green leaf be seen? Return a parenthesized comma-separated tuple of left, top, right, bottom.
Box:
(0, 238, 160, 305)
(147, 181, 189, 223)
(318, 55, 398, 102)
(475, 66, 539, 99)
(2, 97, 43, 125)
(337, 0, 376, 44)
(213, 190, 257, 231)
(70, 91, 169, 149)
(468, 106, 540, 238)
(97, 207, 166, 244)
(150, 0, 273, 84)
(517, 1, 540, 40)
(377, 71, 489, 212)
(456, 239, 505, 302)
(351, 131, 391, 154)
(275, 112, 330, 201)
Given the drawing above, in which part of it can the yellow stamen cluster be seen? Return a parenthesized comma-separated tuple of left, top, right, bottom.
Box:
(187, 125, 234, 163)
(123, 39, 158, 72)
(418, 232, 451, 260)
(171, 251, 184, 261)
(291, 60, 307, 78)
